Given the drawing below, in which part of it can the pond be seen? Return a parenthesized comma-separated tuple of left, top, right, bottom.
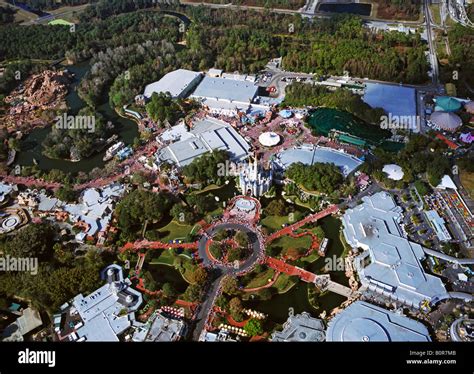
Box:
(318, 3, 372, 16)
(16, 61, 139, 174)
(246, 216, 348, 323)
(143, 263, 189, 294)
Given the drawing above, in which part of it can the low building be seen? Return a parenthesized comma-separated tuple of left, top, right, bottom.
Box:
(63, 183, 126, 241)
(56, 265, 142, 342)
(132, 310, 186, 342)
(201, 329, 239, 342)
(271, 311, 325, 342)
(429, 112, 462, 132)
(155, 117, 251, 167)
(326, 301, 431, 342)
(144, 69, 203, 99)
(190, 75, 259, 116)
(342, 192, 448, 309)
(0, 182, 16, 206)
(2, 307, 43, 342)
(424, 210, 452, 242)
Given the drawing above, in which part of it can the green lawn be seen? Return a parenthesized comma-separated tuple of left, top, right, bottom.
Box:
(267, 235, 312, 254)
(156, 220, 194, 242)
(149, 250, 175, 265)
(273, 273, 298, 293)
(242, 268, 275, 289)
(299, 251, 320, 264)
(261, 211, 305, 232)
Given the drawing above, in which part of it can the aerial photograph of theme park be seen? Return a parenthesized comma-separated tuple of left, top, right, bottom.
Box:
(0, 0, 473, 345)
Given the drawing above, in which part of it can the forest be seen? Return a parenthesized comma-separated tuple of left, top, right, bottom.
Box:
(0, 6, 431, 126)
(441, 23, 474, 97)
(0, 222, 105, 312)
(41, 107, 109, 160)
(284, 83, 386, 124)
(285, 162, 343, 193)
(184, 0, 305, 10)
(374, 0, 421, 21)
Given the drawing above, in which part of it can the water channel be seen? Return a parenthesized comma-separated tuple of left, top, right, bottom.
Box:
(17, 61, 139, 174)
(246, 215, 348, 324)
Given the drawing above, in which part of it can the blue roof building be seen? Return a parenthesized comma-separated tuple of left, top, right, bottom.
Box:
(326, 301, 431, 342)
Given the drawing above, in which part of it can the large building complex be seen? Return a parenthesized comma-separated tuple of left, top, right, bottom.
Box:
(326, 301, 431, 342)
(190, 75, 260, 116)
(143, 69, 203, 99)
(56, 265, 143, 342)
(342, 192, 448, 309)
(155, 117, 251, 167)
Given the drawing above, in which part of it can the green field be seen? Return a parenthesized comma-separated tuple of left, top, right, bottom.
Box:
(267, 235, 312, 254)
(242, 268, 276, 289)
(261, 211, 305, 232)
(155, 220, 194, 242)
(273, 273, 298, 293)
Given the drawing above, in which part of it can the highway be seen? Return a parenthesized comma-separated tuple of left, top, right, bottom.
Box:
(424, 0, 441, 88)
(180, 1, 427, 27)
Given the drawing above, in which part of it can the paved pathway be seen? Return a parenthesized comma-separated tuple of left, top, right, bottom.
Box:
(265, 205, 338, 244)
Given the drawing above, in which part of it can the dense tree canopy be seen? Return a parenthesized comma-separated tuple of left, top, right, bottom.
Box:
(115, 189, 173, 235)
(2, 222, 56, 261)
(146, 92, 182, 125)
(182, 150, 231, 185)
(284, 83, 385, 124)
(285, 162, 343, 193)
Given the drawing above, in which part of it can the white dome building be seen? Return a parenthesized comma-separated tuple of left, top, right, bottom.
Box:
(259, 132, 281, 147)
(382, 164, 404, 181)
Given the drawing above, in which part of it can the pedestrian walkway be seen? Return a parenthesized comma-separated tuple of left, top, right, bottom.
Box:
(265, 256, 358, 298)
(120, 239, 199, 253)
(266, 205, 338, 244)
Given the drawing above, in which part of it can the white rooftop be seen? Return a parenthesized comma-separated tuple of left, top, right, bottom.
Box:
(326, 301, 431, 342)
(191, 76, 258, 105)
(144, 69, 202, 99)
(342, 192, 448, 309)
(271, 312, 325, 342)
(156, 117, 251, 167)
(71, 265, 142, 342)
(425, 210, 452, 242)
(436, 174, 457, 190)
(382, 164, 404, 181)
